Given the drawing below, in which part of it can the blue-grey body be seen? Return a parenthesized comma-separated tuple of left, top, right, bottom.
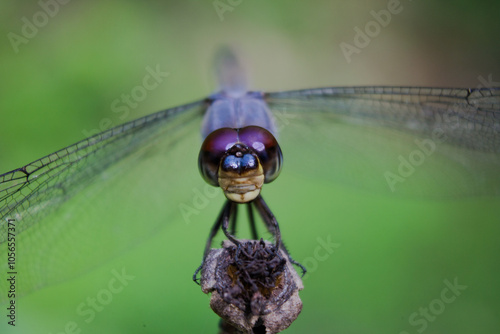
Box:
(201, 91, 277, 139)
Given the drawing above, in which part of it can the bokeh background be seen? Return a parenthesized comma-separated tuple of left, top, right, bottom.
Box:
(1, 1, 499, 333)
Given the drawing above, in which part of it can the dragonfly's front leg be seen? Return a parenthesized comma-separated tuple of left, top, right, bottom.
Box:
(252, 194, 307, 277)
(193, 200, 231, 284)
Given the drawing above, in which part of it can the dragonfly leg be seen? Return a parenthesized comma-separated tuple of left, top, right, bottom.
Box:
(221, 201, 240, 246)
(252, 195, 307, 277)
(193, 200, 231, 284)
(229, 202, 238, 235)
(247, 203, 258, 240)
(252, 195, 281, 248)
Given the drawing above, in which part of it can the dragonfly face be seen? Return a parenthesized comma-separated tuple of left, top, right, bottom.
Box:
(198, 126, 283, 203)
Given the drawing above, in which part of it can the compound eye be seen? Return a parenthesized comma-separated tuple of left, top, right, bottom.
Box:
(238, 126, 283, 183)
(198, 128, 238, 186)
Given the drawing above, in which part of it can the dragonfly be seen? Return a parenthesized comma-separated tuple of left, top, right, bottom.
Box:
(1, 48, 500, 309)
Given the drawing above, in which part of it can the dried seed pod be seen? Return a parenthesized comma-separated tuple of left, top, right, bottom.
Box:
(201, 239, 304, 334)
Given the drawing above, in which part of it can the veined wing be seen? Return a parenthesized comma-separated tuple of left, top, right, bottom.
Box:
(0, 100, 207, 238)
(265, 87, 500, 197)
(0, 99, 207, 301)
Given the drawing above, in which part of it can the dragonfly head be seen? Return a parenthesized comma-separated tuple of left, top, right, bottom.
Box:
(218, 144, 264, 203)
(198, 126, 283, 203)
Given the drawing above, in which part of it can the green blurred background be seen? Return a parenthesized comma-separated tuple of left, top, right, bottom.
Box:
(1, 1, 499, 333)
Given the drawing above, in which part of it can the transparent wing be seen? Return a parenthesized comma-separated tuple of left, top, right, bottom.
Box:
(0, 99, 207, 302)
(266, 87, 500, 197)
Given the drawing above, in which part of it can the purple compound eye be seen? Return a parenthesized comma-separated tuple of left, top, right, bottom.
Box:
(199, 128, 239, 186)
(238, 126, 282, 183)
